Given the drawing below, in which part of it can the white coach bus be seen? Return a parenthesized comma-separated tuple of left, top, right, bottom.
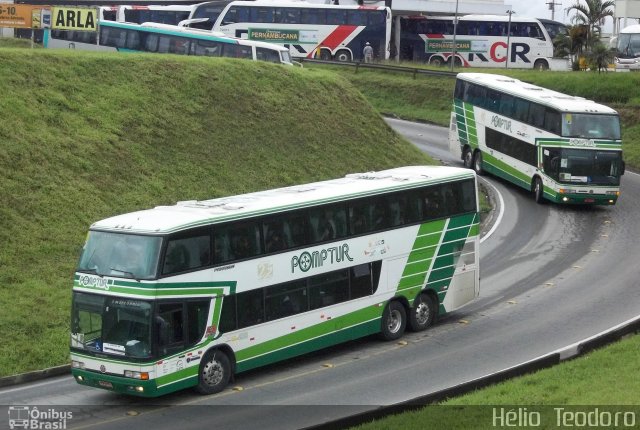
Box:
(70, 166, 480, 397)
(450, 73, 624, 205)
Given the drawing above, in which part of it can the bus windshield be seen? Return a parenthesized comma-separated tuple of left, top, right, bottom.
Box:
(544, 148, 623, 186)
(77, 231, 162, 280)
(561, 113, 621, 140)
(71, 292, 153, 359)
(617, 33, 640, 58)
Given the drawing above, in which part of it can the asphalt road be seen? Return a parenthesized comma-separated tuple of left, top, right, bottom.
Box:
(2, 119, 638, 430)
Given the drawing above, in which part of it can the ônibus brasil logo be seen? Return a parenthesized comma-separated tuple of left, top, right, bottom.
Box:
(8, 406, 73, 429)
(291, 243, 353, 273)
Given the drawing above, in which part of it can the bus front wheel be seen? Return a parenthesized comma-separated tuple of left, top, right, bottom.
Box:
(408, 293, 436, 332)
(196, 349, 231, 395)
(380, 301, 406, 341)
(472, 151, 484, 176)
(534, 177, 545, 204)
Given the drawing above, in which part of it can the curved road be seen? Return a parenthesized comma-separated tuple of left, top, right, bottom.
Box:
(2, 119, 639, 429)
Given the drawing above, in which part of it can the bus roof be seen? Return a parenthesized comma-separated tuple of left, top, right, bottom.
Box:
(427, 14, 545, 23)
(225, 0, 388, 10)
(620, 24, 640, 33)
(90, 166, 475, 234)
(105, 21, 291, 53)
(457, 73, 618, 115)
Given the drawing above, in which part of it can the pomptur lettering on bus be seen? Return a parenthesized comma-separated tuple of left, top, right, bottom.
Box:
(291, 244, 353, 273)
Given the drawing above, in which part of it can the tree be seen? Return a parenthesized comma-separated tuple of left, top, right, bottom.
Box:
(588, 41, 614, 72)
(566, 0, 615, 50)
(553, 24, 588, 69)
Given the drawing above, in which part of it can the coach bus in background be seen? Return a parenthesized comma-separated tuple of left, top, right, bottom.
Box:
(182, 0, 237, 30)
(212, 1, 391, 62)
(400, 14, 569, 70)
(70, 166, 480, 397)
(614, 24, 640, 71)
(450, 73, 624, 205)
(44, 21, 294, 65)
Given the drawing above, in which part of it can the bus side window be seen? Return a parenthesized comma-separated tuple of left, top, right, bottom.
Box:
(256, 47, 281, 63)
(237, 290, 264, 328)
(145, 34, 159, 52)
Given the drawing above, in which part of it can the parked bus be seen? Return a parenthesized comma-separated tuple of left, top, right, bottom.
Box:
(44, 21, 294, 65)
(70, 166, 480, 397)
(119, 5, 195, 25)
(184, 0, 237, 30)
(614, 24, 640, 71)
(449, 73, 624, 205)
(400, 15, 567, 70)
(212, 0, 392, 61)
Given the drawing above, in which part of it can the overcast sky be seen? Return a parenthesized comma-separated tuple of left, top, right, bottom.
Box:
(510, 0, 617, 31)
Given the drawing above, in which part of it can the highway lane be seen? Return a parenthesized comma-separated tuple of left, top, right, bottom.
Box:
(2, 120, 639, 430)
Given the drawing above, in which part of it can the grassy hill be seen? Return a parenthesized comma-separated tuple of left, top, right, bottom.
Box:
(0, 48, 432, 376)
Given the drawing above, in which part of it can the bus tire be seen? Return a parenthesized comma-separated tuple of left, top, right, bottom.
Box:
(196, 349, 231, 395)
(534, 177, 545, 204)
(335, 50, 352, 62)
(319, 49, 331, 61)
(472, 151, 484, 176)
(534, 59, 549, 71)
(380, 301, 406, 341)
(429, 56, 445, 67)
(463, 147, 473, 169)
(408, 293, 436, 332)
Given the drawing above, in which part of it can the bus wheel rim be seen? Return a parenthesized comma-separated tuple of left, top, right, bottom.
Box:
(415, 302, 430, 325)
(387, 309, 402, 333)
(203, 358, 224, 386)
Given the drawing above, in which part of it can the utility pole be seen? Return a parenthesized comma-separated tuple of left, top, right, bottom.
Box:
(505, 10, 514, 69)
(546, 0, 562, 21)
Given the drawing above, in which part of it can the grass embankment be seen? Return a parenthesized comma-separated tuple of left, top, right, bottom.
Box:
(310, 65, 640, 170)
(0, 48, 433, 377)
(355, 334, 640, 429)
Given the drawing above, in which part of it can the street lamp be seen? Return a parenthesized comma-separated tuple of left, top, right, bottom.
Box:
(451, 0, 459, 71)
(505, 10, 515, 69)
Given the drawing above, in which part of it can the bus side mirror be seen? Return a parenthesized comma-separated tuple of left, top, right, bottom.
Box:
(155, 316, 169, 352)
(621, 161, 626, 175)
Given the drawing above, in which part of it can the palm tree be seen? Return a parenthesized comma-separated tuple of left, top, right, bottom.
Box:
(588, 41, 614, 72)
(566, 0, 615, 50)
(553, 24, 589, 69)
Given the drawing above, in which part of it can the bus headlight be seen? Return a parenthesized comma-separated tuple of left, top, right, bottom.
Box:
(72, 360, 85, 369)
(606, 190, 620, 196)
(124, 370, 149, 380)
(559, 188, 576, 194)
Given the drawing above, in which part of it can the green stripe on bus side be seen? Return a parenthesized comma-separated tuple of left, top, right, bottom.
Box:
(454, 101, 469, 147)
(234, 304, 383, 365)
(481, 152, 532, 189)
(235, 318, 380, 373)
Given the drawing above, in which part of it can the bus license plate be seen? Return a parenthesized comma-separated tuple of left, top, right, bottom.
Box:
(98, 380, 113, 389)
(584, 198, 595, 203)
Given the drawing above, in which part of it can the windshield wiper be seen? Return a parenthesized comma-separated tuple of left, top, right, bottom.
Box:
(109, 267, 140, 281)
(77, 268, 101, 276)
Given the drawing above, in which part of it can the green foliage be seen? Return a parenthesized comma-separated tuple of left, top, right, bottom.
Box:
(0, 48, 433, 377)
(354, 335, 640, 429)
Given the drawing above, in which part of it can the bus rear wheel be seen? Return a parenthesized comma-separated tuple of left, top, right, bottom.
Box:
(408, 293, 436, 332)
(196, 349, 231, 395)
(472, 151, 484, 176)
(534, 59, 549, 71)
(429, 56, 445, 67)
(335, 50, 352, 62)
(380, 301, 406, 341)
(463, 148, 473, 169)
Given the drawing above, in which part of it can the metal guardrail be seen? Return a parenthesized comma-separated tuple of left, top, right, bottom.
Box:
(299, 58, 458, 78)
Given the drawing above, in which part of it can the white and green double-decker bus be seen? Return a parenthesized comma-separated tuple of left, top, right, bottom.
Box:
(70, 166, 480, 397)
(449, 73, 624, 205)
